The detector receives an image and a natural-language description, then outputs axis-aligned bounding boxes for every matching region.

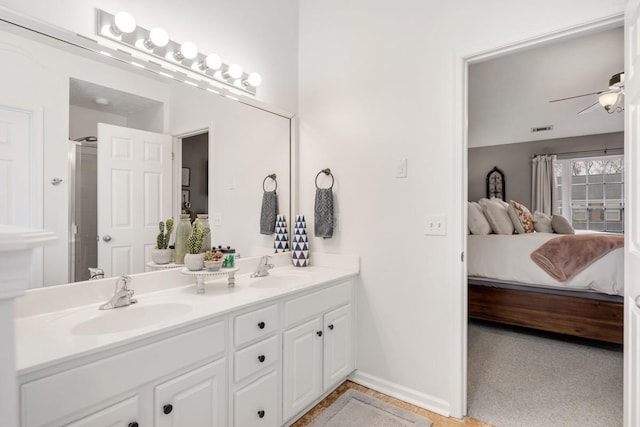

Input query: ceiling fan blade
[577,102,601,115]
[549,91,603,103]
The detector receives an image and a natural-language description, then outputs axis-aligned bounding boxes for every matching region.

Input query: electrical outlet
[424,215,447,235]
[211,212,222,226]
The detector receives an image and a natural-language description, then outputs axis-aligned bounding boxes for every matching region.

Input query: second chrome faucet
[99,275,137,310]
[250,255,274,278]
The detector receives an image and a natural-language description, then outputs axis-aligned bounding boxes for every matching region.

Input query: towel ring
[315,168,334,190]
[263,173,277,192]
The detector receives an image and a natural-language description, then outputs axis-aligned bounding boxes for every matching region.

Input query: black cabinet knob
[258,321,266,329]
[328,324,334,330]
[128,423,138,427]
[258,354,266,363]
[163,404,173,414]
[258,410,265,418]
[316,330,323,337]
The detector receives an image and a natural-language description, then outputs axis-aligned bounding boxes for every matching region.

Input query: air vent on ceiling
[531,125,553,133]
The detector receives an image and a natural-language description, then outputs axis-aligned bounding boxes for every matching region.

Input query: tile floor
[291,381,492,427]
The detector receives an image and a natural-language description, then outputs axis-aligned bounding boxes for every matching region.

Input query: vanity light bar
[95,9,261,96]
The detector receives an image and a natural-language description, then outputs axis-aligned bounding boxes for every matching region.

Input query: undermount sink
[248,269,313,289]
[69,302,192,335]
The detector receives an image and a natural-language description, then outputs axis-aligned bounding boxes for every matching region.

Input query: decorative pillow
[551,214,575,234]
[533,211,553,233]
[468,201,492,235]
[491,197,509,209]
[479,198,514,235]
[507,200,535,234]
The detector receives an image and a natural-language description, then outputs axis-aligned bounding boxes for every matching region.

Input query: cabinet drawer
[234,304,279,347]
[284,281,351,327]
[234,370,279,427]
[20,320,225,427]
[234,335,279,383]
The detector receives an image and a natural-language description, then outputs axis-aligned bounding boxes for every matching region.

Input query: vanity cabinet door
[323,304,353,390]
[282,317,323,421]
[154,358,226,427]
[66,396,140,427]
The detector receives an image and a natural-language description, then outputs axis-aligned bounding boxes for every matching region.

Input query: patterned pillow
[508,200,535,234]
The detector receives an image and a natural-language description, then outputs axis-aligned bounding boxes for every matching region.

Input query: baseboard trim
[348,370,451,417]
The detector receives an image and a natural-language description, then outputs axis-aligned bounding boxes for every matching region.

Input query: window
[554,155,624,233]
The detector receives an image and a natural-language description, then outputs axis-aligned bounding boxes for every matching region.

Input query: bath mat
[308,389,432,427]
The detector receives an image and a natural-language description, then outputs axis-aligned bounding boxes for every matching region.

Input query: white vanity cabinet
[282,280,354,422]
[19,320,227,427]
[230,303,281,427]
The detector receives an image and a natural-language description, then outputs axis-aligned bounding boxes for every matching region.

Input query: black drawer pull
[258,321,266,329]
[316,330,323,337]
[128,423,139,427]
[328,324,334,330]
[258,354,266,363]
[163,404,173,414]
[258,410,265,418]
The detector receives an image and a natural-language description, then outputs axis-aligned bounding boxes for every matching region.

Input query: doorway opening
[462,19,625,426]
[181,132,209,222]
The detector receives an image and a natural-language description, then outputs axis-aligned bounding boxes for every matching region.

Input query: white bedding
[467,232,624,296]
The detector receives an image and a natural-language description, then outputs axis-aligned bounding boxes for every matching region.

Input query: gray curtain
[531,154,557,215]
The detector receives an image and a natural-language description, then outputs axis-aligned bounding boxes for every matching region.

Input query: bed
[467,232,624,343]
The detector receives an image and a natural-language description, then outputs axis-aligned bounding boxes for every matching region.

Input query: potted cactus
[203,250,224,271]
[184,221,210,270]
[151,218,174,264]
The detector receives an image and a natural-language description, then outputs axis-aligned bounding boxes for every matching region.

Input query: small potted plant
[151,218,174,264]
[184,222,210,271]
[203,250,224,271]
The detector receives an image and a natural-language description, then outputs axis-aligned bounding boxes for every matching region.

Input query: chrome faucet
[99,275,137,310]
[250,255,274,278]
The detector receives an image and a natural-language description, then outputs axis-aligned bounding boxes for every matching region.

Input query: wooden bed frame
[468,281,624,344]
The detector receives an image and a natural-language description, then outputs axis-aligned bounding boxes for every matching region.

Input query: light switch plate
[395,158,408,178]
[424,214,447,235]
[211,212,222,226]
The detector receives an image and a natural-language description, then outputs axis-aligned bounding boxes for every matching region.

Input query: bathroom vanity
[14,253,359,427]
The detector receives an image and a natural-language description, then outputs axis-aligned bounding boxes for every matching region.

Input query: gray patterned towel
[314,188,334,238]
[260,190,277,234]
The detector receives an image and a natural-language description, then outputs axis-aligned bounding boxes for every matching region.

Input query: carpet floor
[467,320,623,427]
[307,389,432,427]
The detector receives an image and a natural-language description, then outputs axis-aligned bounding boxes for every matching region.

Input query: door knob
[102,235,112,242]
[163,404,173,414]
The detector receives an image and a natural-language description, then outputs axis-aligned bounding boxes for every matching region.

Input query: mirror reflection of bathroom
[68,78,165,282]
[181,132,209,222]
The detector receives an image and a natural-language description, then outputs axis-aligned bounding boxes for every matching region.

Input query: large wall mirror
[0,16,294,288]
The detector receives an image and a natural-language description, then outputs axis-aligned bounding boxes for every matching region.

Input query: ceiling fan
[549,72,625,115]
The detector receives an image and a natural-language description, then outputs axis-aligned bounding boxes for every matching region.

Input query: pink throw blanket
[530,234,624,282]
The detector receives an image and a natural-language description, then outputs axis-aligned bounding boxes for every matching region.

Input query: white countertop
[15,254,359,376]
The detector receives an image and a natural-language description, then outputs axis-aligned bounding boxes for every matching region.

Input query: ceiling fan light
[598,91,620,111]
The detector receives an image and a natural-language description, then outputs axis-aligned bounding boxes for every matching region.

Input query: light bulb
[205,54,222,70]
[148,27,169,48]
[227,64,243,79]
[113,11,136,34]
[180,41,198,60]
[247,72,262,87]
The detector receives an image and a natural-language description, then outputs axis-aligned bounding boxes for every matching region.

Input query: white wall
[298,0,626,417]
[69,105,127,140]
[0,0,299,113]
